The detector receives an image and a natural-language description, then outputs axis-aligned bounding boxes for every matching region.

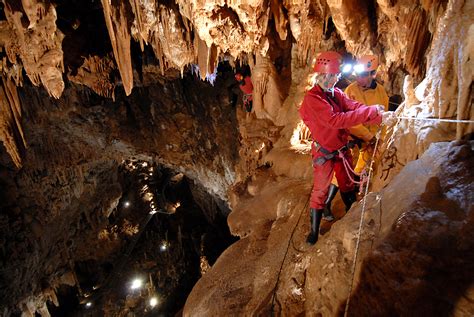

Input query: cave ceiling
[0,0,449,172]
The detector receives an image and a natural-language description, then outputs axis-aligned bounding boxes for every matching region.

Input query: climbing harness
[243,93,253,112]
[312,140,359,166]
[313,139,370,193]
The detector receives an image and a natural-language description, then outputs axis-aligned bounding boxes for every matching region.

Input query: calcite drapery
[372,0,473,190]
[2,0,64,99]
[0,75,26,168]
[67,55,116,100]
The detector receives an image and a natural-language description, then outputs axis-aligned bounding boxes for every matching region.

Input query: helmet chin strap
[315,74,336,97]
[318,81,335,96]
[323,87,335,97]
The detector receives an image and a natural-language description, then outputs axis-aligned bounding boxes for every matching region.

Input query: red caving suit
[299,85,382,209]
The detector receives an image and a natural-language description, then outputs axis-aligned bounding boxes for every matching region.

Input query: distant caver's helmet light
[354,55,379,74]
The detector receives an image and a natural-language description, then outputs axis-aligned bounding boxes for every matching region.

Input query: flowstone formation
[0,0,472,315]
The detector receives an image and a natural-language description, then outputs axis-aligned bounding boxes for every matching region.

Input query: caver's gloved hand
[377,105,397,127]
[381,110,397,126]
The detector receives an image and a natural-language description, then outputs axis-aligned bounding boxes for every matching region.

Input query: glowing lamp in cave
[160,241,169,251]
[342,64,353,73]
[85,302,92,308]
[149,297,158,307]
[124,201,131,208]
[130,278,143,290]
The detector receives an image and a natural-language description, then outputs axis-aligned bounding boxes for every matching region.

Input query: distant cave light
[190,64,218,86]
[149,297,158,307]
[130,278,143,290]
[159,241,169,252]
[290,121,312,153]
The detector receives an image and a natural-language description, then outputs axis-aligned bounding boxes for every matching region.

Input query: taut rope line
[343,128,382,317]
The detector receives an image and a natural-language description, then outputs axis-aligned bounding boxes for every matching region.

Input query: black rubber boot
[306,208,323,245]
[340,190,357,212]
[323,184,338,221]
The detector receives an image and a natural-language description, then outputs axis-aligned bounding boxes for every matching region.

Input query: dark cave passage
[47,160,237,316]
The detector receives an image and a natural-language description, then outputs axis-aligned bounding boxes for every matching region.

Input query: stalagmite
[251,55,284,123]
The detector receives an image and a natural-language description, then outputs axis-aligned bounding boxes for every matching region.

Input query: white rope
[397,116,474,124]
[343,128,381,317]
[342,114,472,316]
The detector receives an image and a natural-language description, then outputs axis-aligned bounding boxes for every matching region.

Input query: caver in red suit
[235,73,253,112]
[298,51,382,245]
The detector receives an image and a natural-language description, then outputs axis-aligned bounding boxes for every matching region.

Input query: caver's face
[356,70,376,88]
[320,73,341,90]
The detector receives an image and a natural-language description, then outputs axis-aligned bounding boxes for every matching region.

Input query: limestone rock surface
[185,141,474,316]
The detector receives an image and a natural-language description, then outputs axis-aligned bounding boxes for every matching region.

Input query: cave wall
[0,72,239,314]
[184,0,473,315]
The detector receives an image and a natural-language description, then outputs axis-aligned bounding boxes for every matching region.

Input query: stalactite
[288,1,325,66]
[101,0,134,96]
[0,75,26,168]
[153,5,194,72]
[270,0,288,41]
[208,44,218,76]
[325,0,373,55]
[2,0,64,98]
[404,7,431,78]
[196,35,209,80]
[129,0,157,51]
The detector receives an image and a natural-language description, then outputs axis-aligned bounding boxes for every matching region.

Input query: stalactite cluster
[0,0,460,168]
[0,75,25,168]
